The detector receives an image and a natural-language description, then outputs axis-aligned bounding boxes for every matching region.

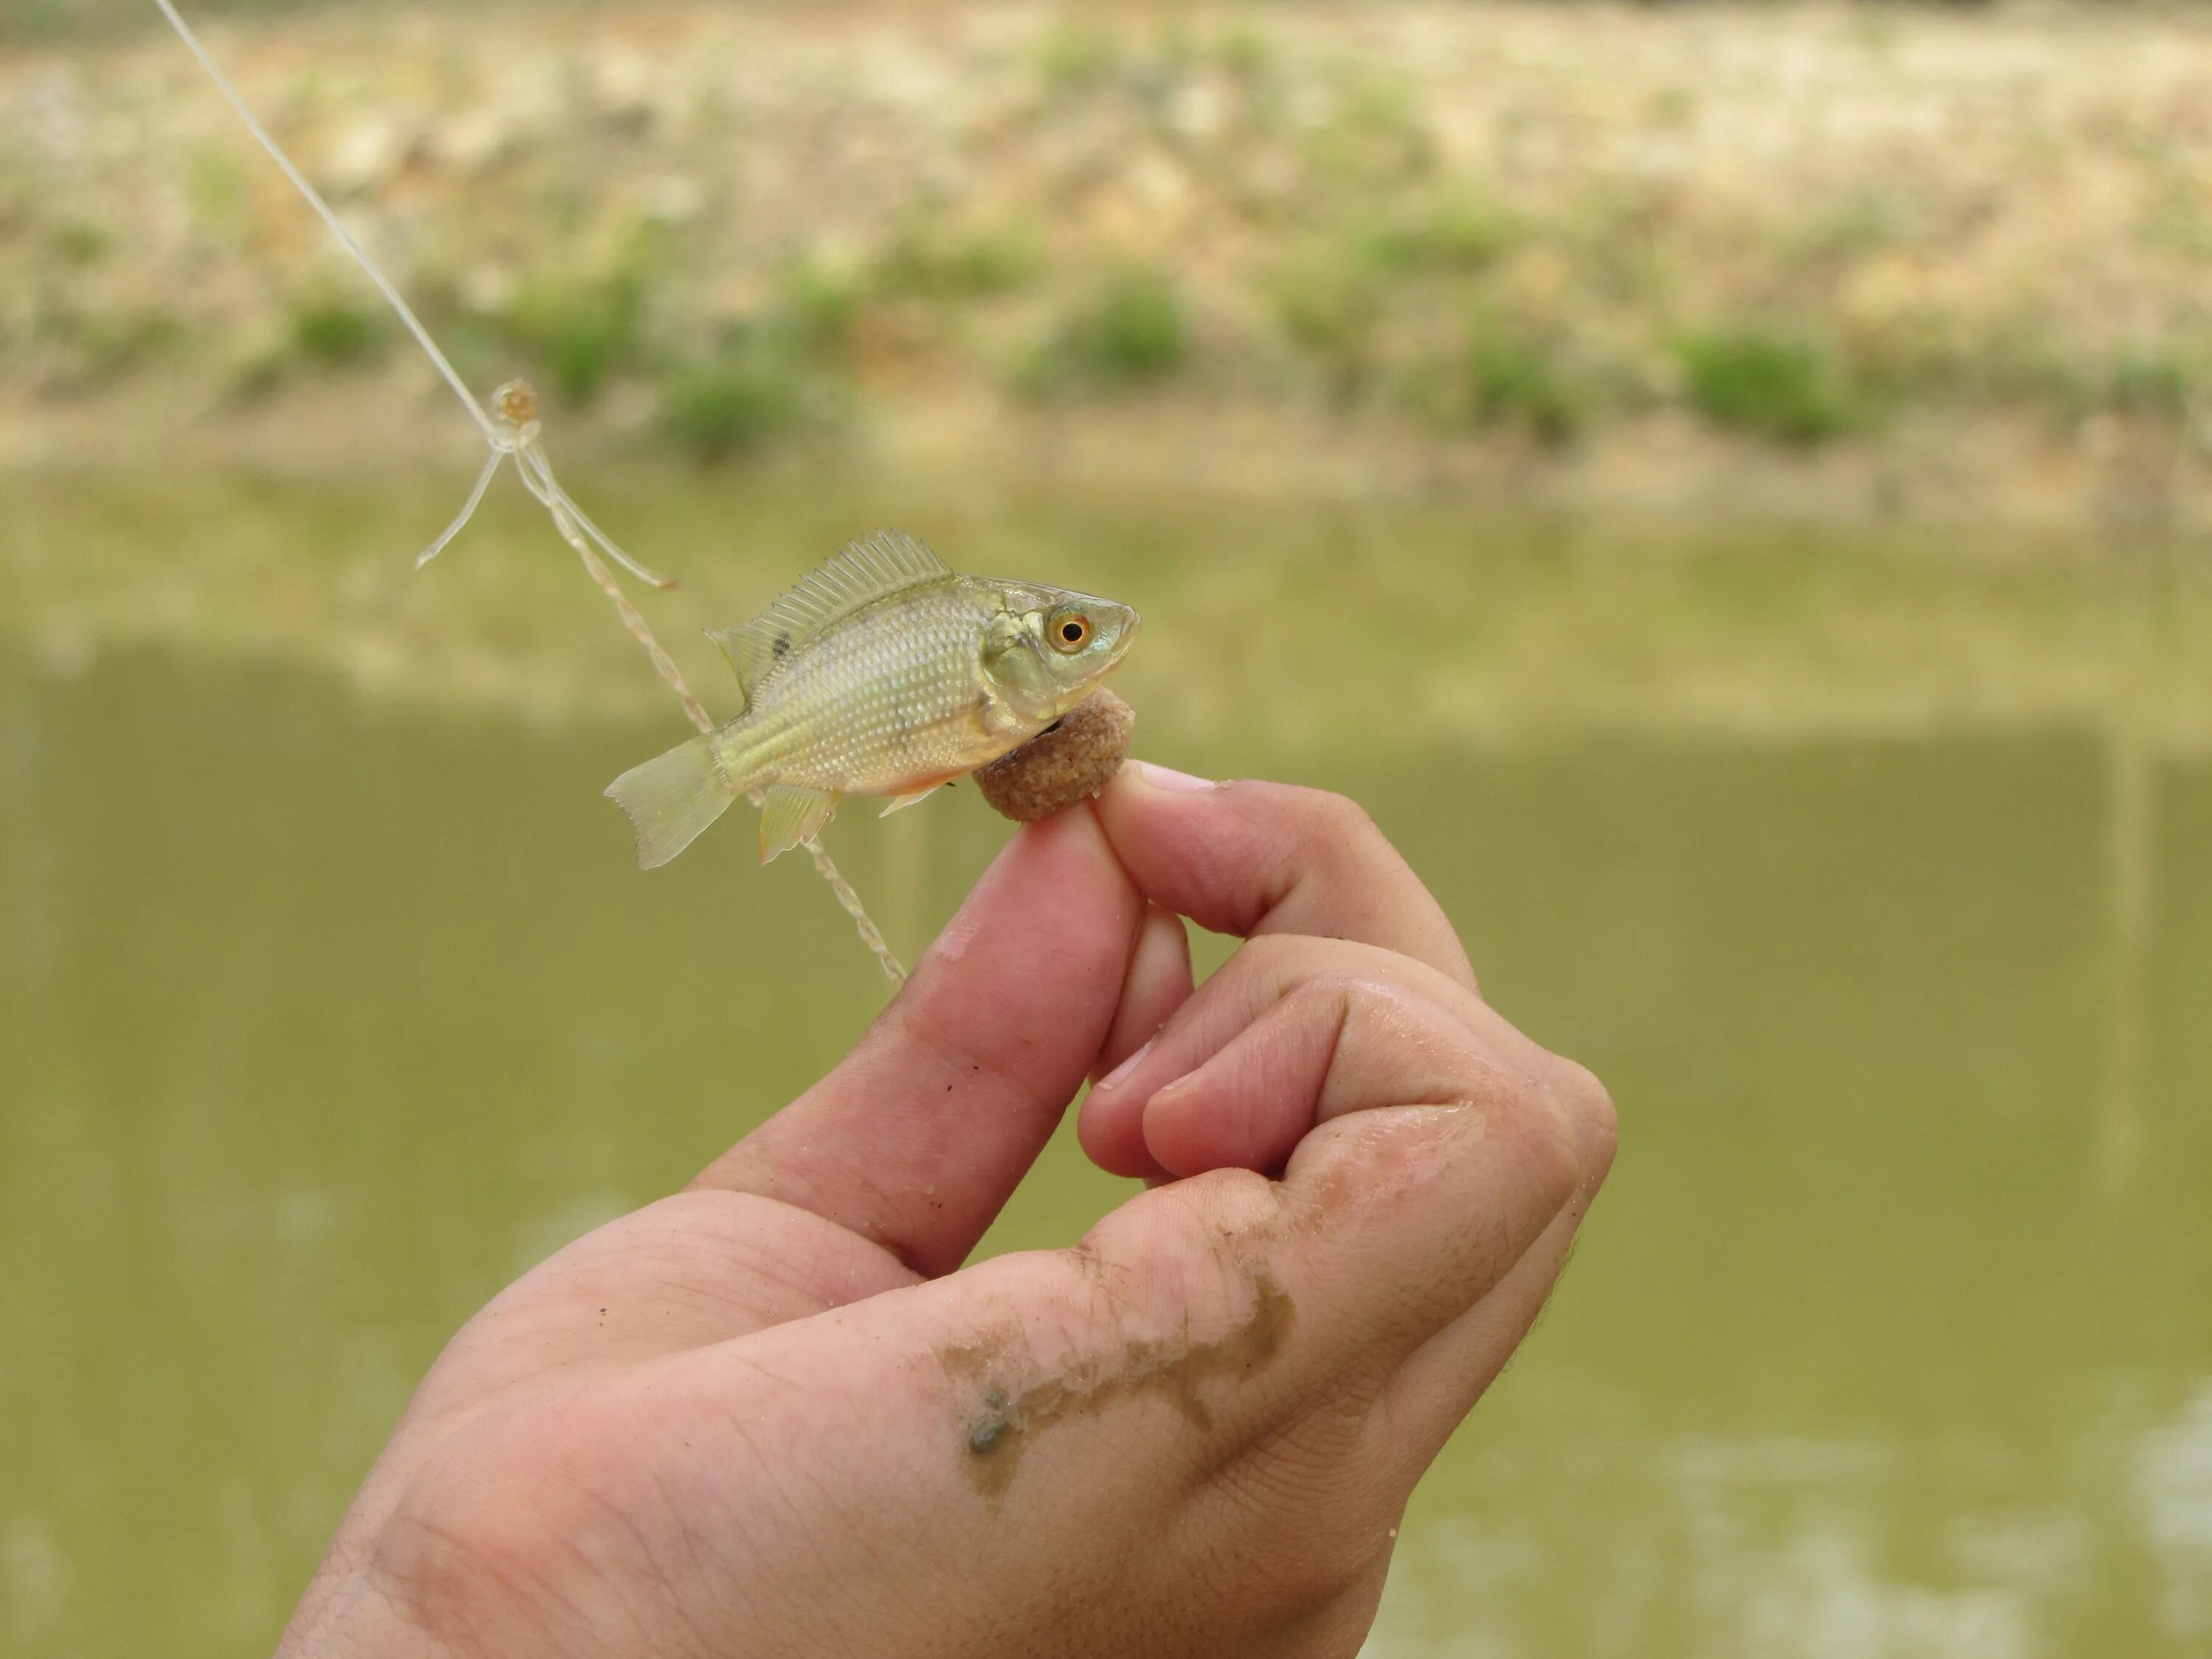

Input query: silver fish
[605,531,1139,866]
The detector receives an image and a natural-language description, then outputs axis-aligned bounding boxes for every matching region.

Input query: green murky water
[2,477,2210,1657]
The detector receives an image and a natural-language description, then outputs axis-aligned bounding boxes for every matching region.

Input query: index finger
[1091,763,1477,990]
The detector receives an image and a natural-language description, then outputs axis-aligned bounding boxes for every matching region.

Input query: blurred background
[2,1,2210,1655]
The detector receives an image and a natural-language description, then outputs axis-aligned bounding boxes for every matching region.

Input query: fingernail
[1096,1037,1153,1091]
[1131,760,1214,793]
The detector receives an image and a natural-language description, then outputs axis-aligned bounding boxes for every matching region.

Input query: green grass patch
[654,276,860,465]
[1466,322,1586,447]
[652,260,864,462]
[1271,252,1380,398]
[497,273,645,406]
[1958,330,2096,418]
[49,220,111,267]
[1038,27,1124,94]
[874,225,1041,299]
[657,344,815,464]
[2109,348,2196,418]
[1303,86,1431,185]
[186,150,248,226]
[778,259,861,355]
[0,0,68,42]
[1676,326,1865,445]
[1360,196,1515,275]
[1020,270,1189,397]
[1343,77,1420,138]
[288,300,387,369]
[1212,25,1273,83]
[1793,190,1905,265]
[227,345,292,404]
[36,305,186,383]
[2140,181,2212,262]
[1956,334,2203,425]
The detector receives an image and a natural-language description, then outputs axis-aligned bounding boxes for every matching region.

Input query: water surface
[1,482,2208,1658]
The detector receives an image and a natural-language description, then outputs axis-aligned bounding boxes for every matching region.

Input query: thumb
[692,807,1144,1276]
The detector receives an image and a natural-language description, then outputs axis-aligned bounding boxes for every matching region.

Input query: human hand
[277,765,1615,1659]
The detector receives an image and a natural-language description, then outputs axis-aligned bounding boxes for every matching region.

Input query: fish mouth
[1104,607,1142,669]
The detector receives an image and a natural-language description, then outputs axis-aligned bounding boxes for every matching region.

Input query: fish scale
[740,588,994,793]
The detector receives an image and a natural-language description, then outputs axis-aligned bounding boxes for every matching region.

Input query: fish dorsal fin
[707,531,953,708]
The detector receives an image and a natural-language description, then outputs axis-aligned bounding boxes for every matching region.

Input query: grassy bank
[2,1,2209,526]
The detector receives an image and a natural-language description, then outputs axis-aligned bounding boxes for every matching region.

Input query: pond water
[1,476,2209,1657]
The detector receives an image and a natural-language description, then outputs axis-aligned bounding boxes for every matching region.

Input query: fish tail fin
[604,733,747,869]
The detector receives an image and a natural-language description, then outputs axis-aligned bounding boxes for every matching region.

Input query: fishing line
[153,0,493,445]
[153,0,910,982]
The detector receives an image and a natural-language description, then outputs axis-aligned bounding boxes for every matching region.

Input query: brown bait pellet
[975,689,1135,822]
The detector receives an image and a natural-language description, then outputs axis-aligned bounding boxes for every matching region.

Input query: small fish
[605,531,1140,867]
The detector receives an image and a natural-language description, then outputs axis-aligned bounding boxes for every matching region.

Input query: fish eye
[1048,611,1092,653]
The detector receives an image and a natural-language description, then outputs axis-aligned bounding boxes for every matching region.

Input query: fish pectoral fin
[877,785,947,818]
[978,685,1026,737]
[757,785,841,863]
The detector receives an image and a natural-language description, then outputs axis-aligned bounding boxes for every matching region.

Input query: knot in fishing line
[489,380,543,450]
